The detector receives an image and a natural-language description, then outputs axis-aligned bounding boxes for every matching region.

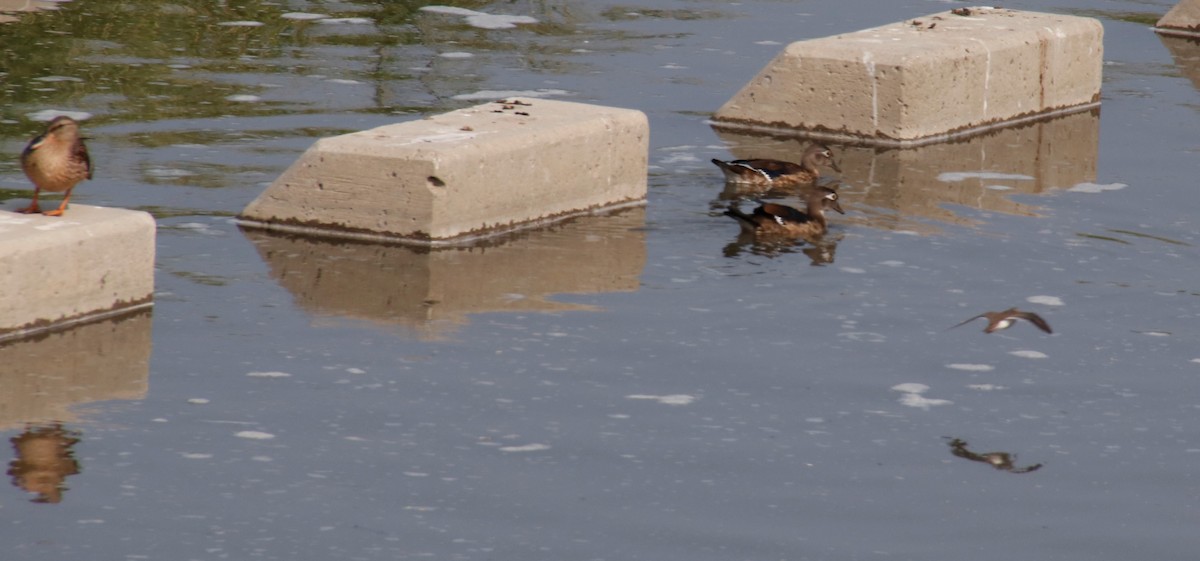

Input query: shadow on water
[239,206,647,340]
[711,107,1101,233]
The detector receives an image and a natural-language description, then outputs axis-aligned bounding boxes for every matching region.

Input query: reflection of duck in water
[722,233,841,265]
[947,438,1042,474]
[951,308,1053,334]
[711,144,840,187]
[8,424,83,503]
[723,187,844,238]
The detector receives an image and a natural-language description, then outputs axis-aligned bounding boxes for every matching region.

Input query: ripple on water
[1009,350,1048,359]
[945,363,995,372]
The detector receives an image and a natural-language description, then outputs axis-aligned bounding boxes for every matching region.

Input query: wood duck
[17,116,92,217]
[723,187,844,238]
[711,144,840,187]
[951,308,1052,334]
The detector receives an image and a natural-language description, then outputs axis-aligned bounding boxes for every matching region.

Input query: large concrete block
[1157,0,1200,37]
[712,8,1103,146]
[240,207,646,340]
[239,98,648,246]
[0,205,156,342]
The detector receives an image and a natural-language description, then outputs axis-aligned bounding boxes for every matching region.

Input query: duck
[723,186,844,238]
[951,308,1052,334]
[17,116,92,217]
[711,144,840,187]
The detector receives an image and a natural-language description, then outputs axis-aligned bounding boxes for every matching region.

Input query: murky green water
[2,1,1199,559]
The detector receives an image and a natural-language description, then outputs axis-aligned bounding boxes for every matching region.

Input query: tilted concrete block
[239,98,648,245]
[0,205,156,342]
[1157,0,1200,37]
[712,8,1103,146]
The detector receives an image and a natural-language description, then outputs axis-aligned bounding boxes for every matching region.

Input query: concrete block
[239,98,648,246]
[0,205,156,342]
[240,206,646,340]
[713,107,1099,230]
[1157,0,1200,37]
[712,8,1103,146]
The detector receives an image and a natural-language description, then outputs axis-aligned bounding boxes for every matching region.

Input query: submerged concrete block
[0,205,156,342]
[712,8,1103,146]
[1157,0,1200,37]
[239,98,648,246]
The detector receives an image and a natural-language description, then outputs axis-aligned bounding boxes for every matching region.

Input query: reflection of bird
[711,144,840,187]
[17,116,92,217]
[951,308,1052,334]
[947,438,1042,474]
[724,187,844,238]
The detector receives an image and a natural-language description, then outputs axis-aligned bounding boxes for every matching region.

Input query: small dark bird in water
[18,116,92,217]
[951,308,1053,334]
[711,144,840,187]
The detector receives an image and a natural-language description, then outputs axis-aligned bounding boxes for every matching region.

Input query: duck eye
[827,193,838,200]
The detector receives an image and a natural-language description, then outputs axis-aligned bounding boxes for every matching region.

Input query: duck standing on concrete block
[18,116,92,217]
[711,144,840,187]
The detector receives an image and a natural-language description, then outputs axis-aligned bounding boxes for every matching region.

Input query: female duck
[724,187,845,238]
[711,144,840,187]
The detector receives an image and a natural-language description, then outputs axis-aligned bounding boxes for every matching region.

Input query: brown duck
[18,116,92,217]
[724,187,845,238]
[711,144,840,187]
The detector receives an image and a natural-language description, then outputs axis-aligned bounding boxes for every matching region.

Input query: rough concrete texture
[1157,0,1200,36]
[239,98,648,245]
[713,107,1099,231]
[240,206,645,340]
[0,205,156,341]
[713,7,1103,146]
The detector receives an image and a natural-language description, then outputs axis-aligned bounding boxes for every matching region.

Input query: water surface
[2,1,1199,559]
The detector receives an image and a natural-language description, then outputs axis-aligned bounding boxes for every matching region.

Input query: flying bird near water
[951,308,1053,334]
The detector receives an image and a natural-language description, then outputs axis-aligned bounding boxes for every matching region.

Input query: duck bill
[829,159,842,173]
[830,200,845,214]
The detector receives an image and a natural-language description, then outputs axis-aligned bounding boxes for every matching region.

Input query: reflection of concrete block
[713,8,1103,146]
[241,207,646,340]
[0,311,151,429]
[239,98,648,245]
[0,206,156,342]
[712,108,1099,230]
[1157,0,1200,37]
[1158,33,1200,92]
